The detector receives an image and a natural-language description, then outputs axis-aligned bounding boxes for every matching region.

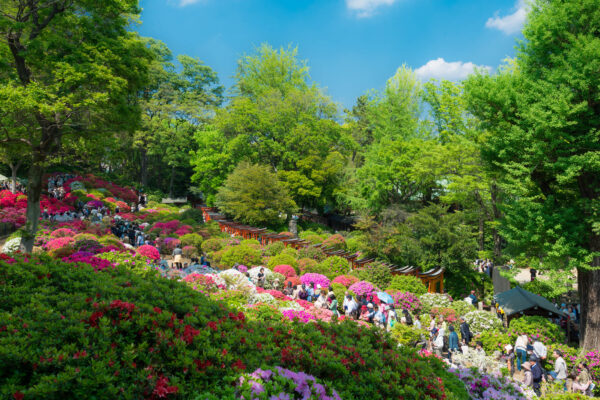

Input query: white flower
[248,292,277,305]
[2,237,22,254]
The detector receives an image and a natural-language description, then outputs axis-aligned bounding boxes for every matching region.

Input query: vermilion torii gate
[200,207,444,293]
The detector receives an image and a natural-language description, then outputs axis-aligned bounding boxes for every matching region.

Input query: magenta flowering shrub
[449,366,532,399]
[386,290,421,313]
[62,252,114,271]
[348,281,379,298]
[86,200,104,209]
[182,245,197,258]
[582,349,600,385]
[174,225,193,237]
[44,237,75,251]
[149,220,180,236]
[237,367,341,400]
[300,273,330,289]
[50,228,76,238]
[332,275,359,288]
[136,245,160,260]
[264,289,291,301]
[183,273,223,293]
[237,265,248,274]
[282,309,317,323]
[273,264,296,278]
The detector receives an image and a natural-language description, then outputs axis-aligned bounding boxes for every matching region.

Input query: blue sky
[137,0,526,108]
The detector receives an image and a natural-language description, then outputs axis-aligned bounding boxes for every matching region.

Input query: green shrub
[297,258,318,274]
[298,246,327,261]
[264,241,285,257]
[351,264,392,290]
[386,275,427,296]
[202,238,225,253]
[331,283,347,312]
[241,239,260,247]
[345,235,367,253]
[450,300,475,318]
[477,330,511,353]
[267,254,298,271]
[304,234,325,245]
[316,256,351,279]
[509,315,566,344]
[390,323,427,346]
[179,208,204,224]
[179,233,204,251]
[220,245,263,268]
[280,246,298,259]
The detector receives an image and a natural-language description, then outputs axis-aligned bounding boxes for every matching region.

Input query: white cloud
[346,0,397,18]
[485,0,529,35]
[414,58,491,81]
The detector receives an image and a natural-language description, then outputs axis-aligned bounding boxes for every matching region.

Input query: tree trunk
[168,165,175,198]
[478,214,485,251]
[490,183,502,260]
[21,161,44,252]
[9,161,22,194]
[579,233,600,351]
[140,148,148,187]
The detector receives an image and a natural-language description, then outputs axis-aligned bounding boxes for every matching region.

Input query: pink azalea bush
[149,220,180,236]
[273,264,296,278]
[237,265,248,273]
[50,228,77,238]
[183,273,223,293]
[174,225,193,237]
[332,275,359,288]
[348,281,379,298]
[282,309,317,323]
[264,289,291,301]
[136,245,160,260]
[62,252,114,271]
[386,290,422,313]
[300,273,330,289]
[44,237,75,251]
[182,245,197,258]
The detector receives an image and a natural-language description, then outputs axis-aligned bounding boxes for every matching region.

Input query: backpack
[442,335,449,352]
[405,313,413,326]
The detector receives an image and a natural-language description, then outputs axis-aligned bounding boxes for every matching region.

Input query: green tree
[191,44,348,211]
[0,0,152,250]
[215,162,297,227]
[464,0,600,349]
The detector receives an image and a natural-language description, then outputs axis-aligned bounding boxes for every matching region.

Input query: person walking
[448,325,459,361]
[459,317,472,344]
[329,294,339,318]
[515,334,529,371]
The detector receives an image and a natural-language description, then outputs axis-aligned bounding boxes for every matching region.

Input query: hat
[431,328,439,335]
[505,344,513,352]
[522,362,532,371]
[367,303,374,308]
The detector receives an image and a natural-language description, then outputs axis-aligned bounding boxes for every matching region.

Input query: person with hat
[530,355,545,396]
[367,303,376,323]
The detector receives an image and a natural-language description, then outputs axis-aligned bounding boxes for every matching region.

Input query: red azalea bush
[174,225,193,237]
[273,264,296,278]
[284,276,301,287]
[137,245,160,260]
[62,252,114,271]
[322,233,346,250]
[294,299,314,310]
[0,255,462,400]
[264,289,291,301]
[332,275,359,288]
[430,307,458,324]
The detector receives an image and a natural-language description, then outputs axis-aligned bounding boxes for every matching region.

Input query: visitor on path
[257,267,265,288]
[515,334,529,371]
[402,309,413,326]
[413,314,422,329]
[469,290,478,306]
[522,362,533,388]
[306,284,314,302]
[459,317,472,344]
[504,344,515,377]
[571,362,591,394]
[386,305,397,331]
[283,281,294,297]
[329,294,338,317]
[530,267,537,281]
[532,340,547,361]
[549,350,568,384]
[366,303,376,323]
[432,328,444,358]
[530,356,544,396]
[345,294,358,318]
[298,284,308,300]
[448,325,459,360]
[172,244,183,269]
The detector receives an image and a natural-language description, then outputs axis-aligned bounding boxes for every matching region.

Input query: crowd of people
[0,179,26,193]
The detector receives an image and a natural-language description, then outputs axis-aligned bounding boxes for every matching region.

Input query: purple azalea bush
[238,367,341,400]
[300,273,330,289]
[281,309,317,323]
[348,281,379,298]
[386,290,421,313]
[449,366,534,400]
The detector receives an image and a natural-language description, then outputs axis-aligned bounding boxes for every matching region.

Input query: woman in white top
[515,334,529,371]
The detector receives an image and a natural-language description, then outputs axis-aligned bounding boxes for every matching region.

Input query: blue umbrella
[377,291,394,304]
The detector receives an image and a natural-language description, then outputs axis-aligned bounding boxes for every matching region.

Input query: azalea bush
[267,253,298,271]
[316,256,350,279]
[386,290,421,313]
[350,264,392,291]
[179,233,203,251]
[201,237,225,253]
[297,258,318,274]
[419,293,452,314]
[273,264,296,278]
[220,245,262,268]
[449,366,534,400]
[508,315,565,344]
[322,233,346,251]
[1,237,21,254]
[264,241,285,257]
[387,275,428,296]
[332,274,359,288]
[462,310,503,336]
[300,273,330,290]
[136,244,160,260]
[348,280,379,298]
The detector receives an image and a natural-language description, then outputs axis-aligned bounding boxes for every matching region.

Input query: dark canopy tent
[494,286,566,323]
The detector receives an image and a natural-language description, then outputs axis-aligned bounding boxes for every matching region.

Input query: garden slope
[0,256,466,399]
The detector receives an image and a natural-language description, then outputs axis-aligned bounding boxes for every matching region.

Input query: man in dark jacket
[459,317,472,344]
[530,356,544,396]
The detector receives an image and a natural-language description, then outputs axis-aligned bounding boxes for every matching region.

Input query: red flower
[207,321,217,331]
[13,391,24,400]
[232,359,246,370]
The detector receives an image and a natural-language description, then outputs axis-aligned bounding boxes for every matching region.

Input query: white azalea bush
[248,292,277,306]
[2,237,22,254]
[248,266,272,284]
[219,268,256,298]
[278,301,305,312]
[419,293,452,313]
[462,310,502,335]
[204,273,226,288]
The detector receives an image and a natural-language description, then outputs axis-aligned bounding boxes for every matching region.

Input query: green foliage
[215,162,297,226]
[450,300,476,318]
[445,268,493,305]
[322,234,346,251]
[315,256,351,279]
[201,238,225,253]
[386,275,427,296]
[241,239,260,247]
[390,323,427,347]
[279,247,298,259]
[350,264,392,290]
[179,233,204,252]
[346,234,368,253]
[298,246,327,261]
[220,245,263,268]
[266,254,298,271]
[331,283,347,312]
[297,258,318,274]
[521,271,575,301]
[264,241,285,257]
[509,316,566,344]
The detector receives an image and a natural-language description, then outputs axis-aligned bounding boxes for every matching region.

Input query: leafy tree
[464,0,600,349]
[191,44,348,211]
[215,162,297,227]
[0,0,152,250]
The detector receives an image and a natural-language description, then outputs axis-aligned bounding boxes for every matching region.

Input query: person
[463,293,473,305]
[469,290,478,306]
[345,294,357,317]
[343,292,351,313]
[459,317,472,344]
[549,349,567,384]
[448,325,459,359]
[522,362,533,388]
[374,306,386,328]
[172,244,183,269]
[504,344,516,377]
[314,289,327,309]
[366,303,376,323]
[307,284,315,302]
[432,328,444,357]
[387,305,397,331]
[530,356,544,396]
[515,334,529,371]
[329,294,338,317]
[530,267,537,281]
[402,309,413,326]
[298,284,308,300]
[532,340,547,361]
[567,306,577,322]
[571,362,591,394]
[413,314,422,330]
[283,281,294,296]
[257,267,265,288]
